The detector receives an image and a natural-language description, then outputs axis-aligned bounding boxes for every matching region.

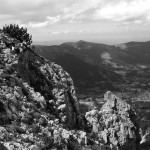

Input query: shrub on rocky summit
[3,24,32,45]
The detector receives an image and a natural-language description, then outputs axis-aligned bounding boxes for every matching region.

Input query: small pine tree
[3,24,32,45]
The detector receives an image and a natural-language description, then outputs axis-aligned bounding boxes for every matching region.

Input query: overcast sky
[0,0,150,44]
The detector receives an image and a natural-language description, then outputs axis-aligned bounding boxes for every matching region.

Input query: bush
[3,24,32,45]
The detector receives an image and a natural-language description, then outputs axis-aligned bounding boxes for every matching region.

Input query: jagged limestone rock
[85,91,141,150]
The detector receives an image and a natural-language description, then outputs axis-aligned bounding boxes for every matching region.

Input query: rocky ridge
[0,29,146,150]
[85,91,141,150]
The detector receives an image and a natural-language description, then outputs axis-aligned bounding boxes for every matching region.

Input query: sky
[0,0,150,44]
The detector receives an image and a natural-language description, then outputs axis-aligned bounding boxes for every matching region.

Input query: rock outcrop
[0,29,143,150]
[85,91,141,150]
[0,29,80,127]
[0,29,82,149]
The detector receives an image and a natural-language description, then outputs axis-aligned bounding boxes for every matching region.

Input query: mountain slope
[35,41,124,89]
[34,40,150,94]
[35,40,150,67]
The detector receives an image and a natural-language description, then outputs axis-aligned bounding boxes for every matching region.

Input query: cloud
[57,0,150,24]
[63,0,101,20]
[101,52,111,60]
[0,0,64,26]
[51,31,60,35]
[1,0,150,29]
[28,15,61,28]
[29,21,48,28]
[49,30,92,35]
[94,0,150,23]
[1,0,150,43]
[47,15,61,24]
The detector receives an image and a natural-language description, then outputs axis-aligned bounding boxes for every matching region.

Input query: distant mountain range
[35,40,150,90]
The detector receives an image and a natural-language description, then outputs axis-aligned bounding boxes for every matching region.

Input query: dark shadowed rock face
[0,30,142,150]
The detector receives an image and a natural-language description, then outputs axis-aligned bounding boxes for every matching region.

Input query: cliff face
[0,30,82,149]
[0,30,80,128]
[18,44,80,129]
[0,30,143,150]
